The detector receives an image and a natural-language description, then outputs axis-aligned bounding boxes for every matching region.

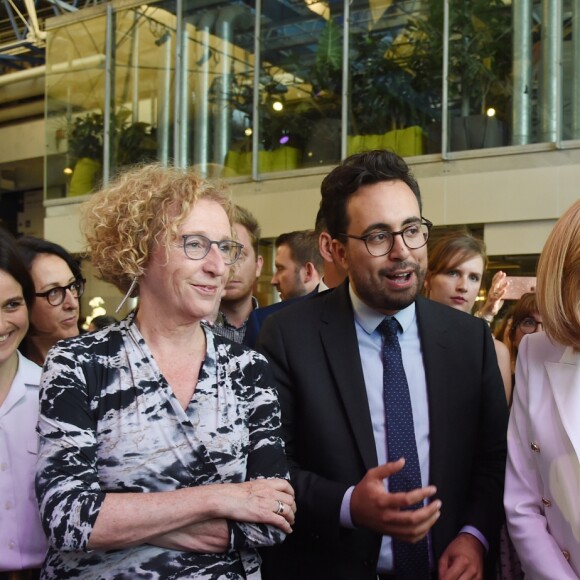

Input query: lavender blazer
[505,332,580,579]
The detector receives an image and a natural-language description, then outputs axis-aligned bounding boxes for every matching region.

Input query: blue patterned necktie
[379,317,430,580]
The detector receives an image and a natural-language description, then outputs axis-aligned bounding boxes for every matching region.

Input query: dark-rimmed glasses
[35,278,85,306]
[339,218,433,257]
[181,235,243,265]
[518,317,544,334]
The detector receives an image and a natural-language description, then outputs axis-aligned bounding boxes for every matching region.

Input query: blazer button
[531,441,541,453]
[562,550,571,561]
[541,497,552,507]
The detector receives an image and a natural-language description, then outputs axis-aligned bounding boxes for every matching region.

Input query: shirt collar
[217,295,259,327]
[349,283,416,336]
[0,351,40,417]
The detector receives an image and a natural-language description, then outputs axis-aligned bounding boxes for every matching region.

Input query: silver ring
[275,500,284,515]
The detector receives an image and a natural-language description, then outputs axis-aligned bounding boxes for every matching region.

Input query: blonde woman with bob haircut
[35,164,295,579]
[505,198,580,580]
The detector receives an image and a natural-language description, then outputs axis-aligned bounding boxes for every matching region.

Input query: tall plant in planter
[407,0,512,150]
[67,109,157,196]
[308,20,426,158]
[349,31,428,135]
[114,109,157,167]
[67,112,104,196]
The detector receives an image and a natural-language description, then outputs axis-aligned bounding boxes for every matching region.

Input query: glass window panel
[45,15,108,199]
[200,1,254,176]
[257,0,343,173]
[112,5,177,173]
[446,0,512,152]
[46,0,580,182]
[348,0,431,157]
[558,0,577,141]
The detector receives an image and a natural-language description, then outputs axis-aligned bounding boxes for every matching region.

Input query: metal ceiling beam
[0,0,106,71]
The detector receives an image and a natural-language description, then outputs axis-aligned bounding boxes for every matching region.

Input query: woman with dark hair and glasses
[16,237,84,366]
[0,227,47,578]
[506,292,543,379]
[36,164,294,579]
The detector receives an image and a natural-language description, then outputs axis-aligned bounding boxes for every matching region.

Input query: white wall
[229,148,580,254]
[44,147,580,256]
[0,119,45,162]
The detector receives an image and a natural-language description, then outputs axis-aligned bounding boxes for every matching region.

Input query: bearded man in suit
[257,150,508,580]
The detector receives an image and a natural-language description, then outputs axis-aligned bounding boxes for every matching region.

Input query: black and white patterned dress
[36,313,289,579]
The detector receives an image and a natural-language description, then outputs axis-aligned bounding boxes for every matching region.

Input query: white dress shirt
[0,351,47,571]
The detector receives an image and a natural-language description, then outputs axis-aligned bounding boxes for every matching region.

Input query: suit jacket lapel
[546,346,580,460]
[415,297,450,490]
[319,281,378,471]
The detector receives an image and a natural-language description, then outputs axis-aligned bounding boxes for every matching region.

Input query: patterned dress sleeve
[35,341,105,551]
[228,351,290,550]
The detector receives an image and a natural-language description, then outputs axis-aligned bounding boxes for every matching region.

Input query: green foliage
[349,33,427,134]
[407,0,512,117]
[114,109,157,166]
[311,20,343,96]
[309,21,426,134]
[67,108,157,166]
[68,112,104,160]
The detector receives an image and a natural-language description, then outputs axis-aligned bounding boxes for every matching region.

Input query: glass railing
[44,0,579,198]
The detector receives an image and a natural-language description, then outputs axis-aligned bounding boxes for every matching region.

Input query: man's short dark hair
[320,149,422,239]
[275,230,324,275]
[233,205,261,256]
[314,207,327,236]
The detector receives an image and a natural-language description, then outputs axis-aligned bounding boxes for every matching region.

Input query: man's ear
[302,261,319,283]
[331,238,349,271]
[318,232,333,264]
[255,255,264,278]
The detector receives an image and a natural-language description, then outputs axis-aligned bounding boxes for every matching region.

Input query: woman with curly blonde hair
[505,198,580,579]
[35,164,295,579]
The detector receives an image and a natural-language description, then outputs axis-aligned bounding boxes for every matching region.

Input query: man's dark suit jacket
[256,280,508,580]
[243,293,312,349]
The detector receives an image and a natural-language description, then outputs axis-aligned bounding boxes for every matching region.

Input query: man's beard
[353,262,426,313]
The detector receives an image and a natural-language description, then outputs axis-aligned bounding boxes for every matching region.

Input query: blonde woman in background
[505,199,580,579]
[424,231,513,402]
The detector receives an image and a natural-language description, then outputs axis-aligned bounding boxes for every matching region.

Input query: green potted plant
[348,31,428,156]
[308,20,426,158]
[67,112,104,196]
[67,109,157,195]
[114,109,157,168]
[406,0,512,151]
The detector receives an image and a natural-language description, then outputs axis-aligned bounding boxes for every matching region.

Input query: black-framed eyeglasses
[181,234,243,265]
[339,218,433,257]
[518,317,544,335]
[35,278,85,306]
